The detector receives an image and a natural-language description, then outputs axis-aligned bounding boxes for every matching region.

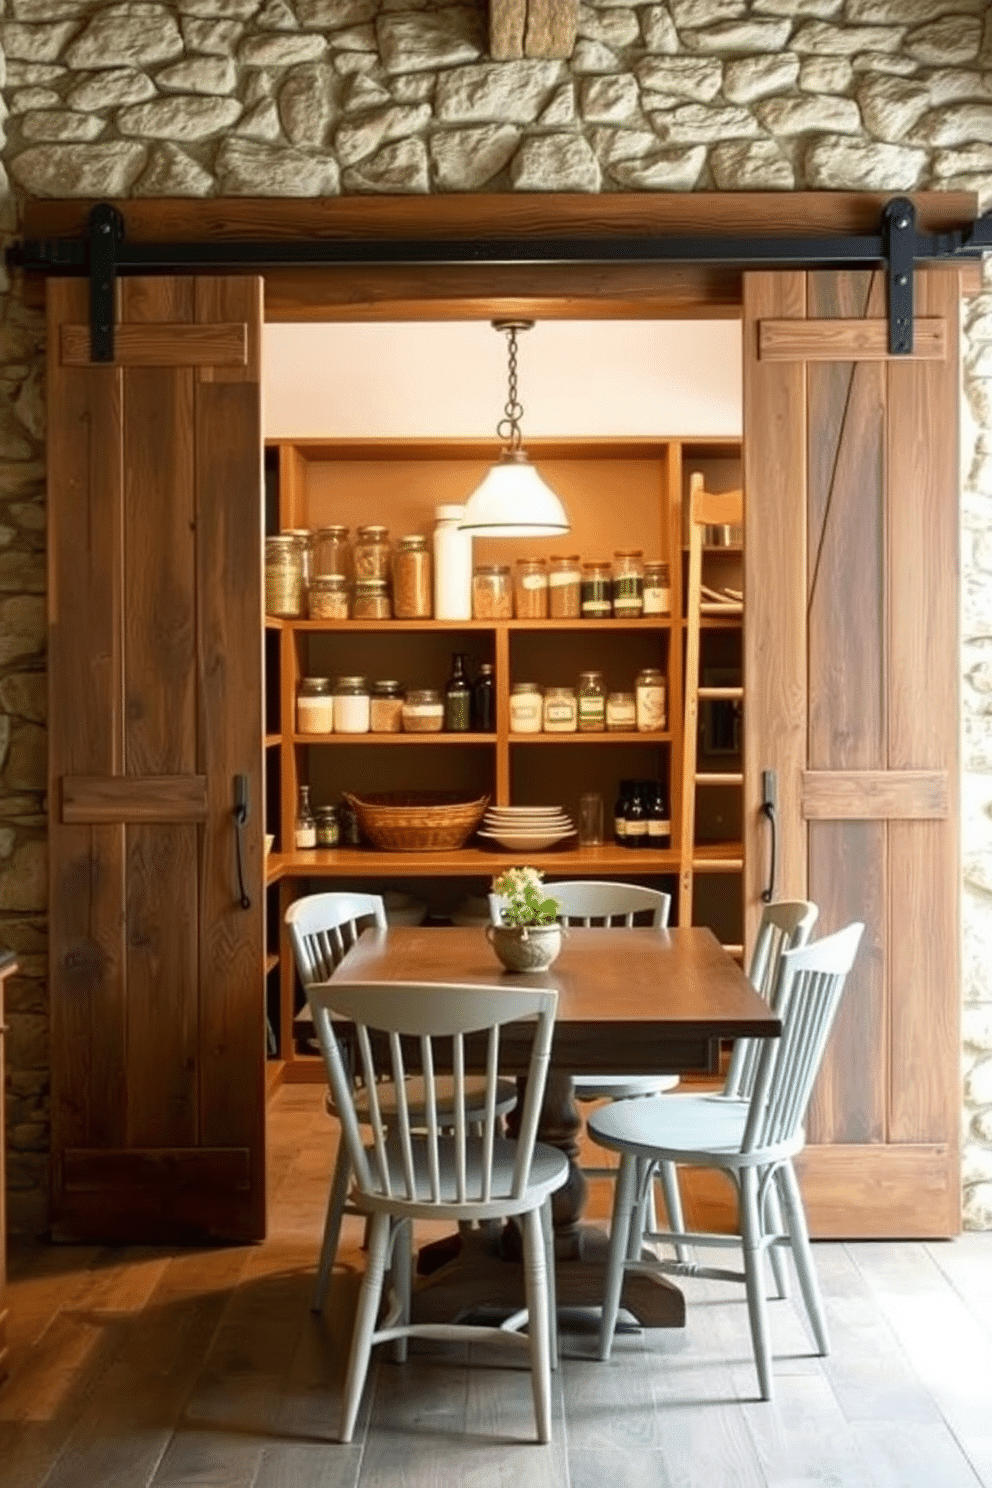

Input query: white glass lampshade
[458,451,570,537]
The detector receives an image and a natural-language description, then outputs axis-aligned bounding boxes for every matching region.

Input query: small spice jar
[577,670,607,732]
[370,679,404,733]
[352,577,391,620]
[543,686,578,733]
[354,524,391,582]
[315,804,340,848]
[635,668,667,732]
[392,535,432,619]
[402,688,444,733]
[472,564,513,620]
[642,560,671,616]
[581,560,613,619]
[606,690,637,732]
[514,558,548,620]
[509,682,543,733]
[333,676,370,734]
[612,550,645,618]
[297,676,334,735]
[307,573,349,621]
[311,525,351,581]
[265,534,307,618]
[547,555,582,619]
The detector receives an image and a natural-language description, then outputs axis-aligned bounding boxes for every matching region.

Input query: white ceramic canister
[433,504,473,620]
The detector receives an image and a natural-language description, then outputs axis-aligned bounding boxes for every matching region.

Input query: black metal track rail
[7,197,991,364]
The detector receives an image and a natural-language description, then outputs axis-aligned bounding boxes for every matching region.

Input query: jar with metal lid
[509,682,543,733]
[315,804,340,848]
[642,560,671,616]
[606,690,637,732]
[307,573,349,621]
[514,558,548,620]
[297,676,334,735]
[311,525,351,580]
[577,670,606,732]
[473,564,512,620]
[282,528,312,584]
[333,676,370,734]
[543,686,578,733]
[402,687,444,733]
[354,524,391,582]
[581,560,612,620]
[265,534,307,618]
[635,667,667,732]
[370,680,404,733]
[352,577,391,620]
[612,550,644,618]
[392,534,432,619]
[547,555,582,619]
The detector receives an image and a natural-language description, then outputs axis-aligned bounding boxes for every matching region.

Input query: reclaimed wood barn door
[47,276,266,1242]
[743,268,960,1238]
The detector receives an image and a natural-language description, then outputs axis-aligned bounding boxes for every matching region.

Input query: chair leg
[540,1197,559,1372]
[313,1142,352,1312]
[598,1153,637,1362]
[778,1161,830,1356]
[628,1158,650,1261]
[656,1159,692,1265]
[340,1210,390,1444]
[764,1172,790,1301]
[522,1206,553,1444]
[739,1166,774,1402]
[391,1219,412,1365]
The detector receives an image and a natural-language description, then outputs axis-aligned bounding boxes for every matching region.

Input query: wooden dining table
[323,922,780,1330]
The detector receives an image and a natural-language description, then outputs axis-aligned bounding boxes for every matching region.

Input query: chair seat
[356,1135,569,1220]
[588,1092,752,1163]
[572,1073,679,1101]
[326,1075,518,1126]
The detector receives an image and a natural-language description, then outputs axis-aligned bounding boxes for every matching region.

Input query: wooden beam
[490,0,525,58]
[759,317,946,362]
[525,0,578,57]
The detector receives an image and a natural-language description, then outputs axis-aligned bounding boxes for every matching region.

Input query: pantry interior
[262,318,745,1083]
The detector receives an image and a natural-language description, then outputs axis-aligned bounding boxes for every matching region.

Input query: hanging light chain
[494,319,531,453]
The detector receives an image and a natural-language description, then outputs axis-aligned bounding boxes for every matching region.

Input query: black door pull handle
[760,769,777,905]
[233,773,251,911]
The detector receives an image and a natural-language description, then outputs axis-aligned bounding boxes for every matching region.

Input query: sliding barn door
[743,268,960,1238]
[47,276,266,1242]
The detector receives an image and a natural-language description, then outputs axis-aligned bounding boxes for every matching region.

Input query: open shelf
[266,844,681,879]
[292,731,497,746]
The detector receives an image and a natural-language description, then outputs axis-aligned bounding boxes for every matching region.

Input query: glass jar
[307,573,349,621]
[352,577,391,620]
[543,686,577,733]
[264,534,306,618]
[642,560,671,616]
[606,690,637,731]
[612,549,644,618]
[370,680,404,733]
[283,529,312,587]
[333,676,370,734]
[581,560,612,620]
[635,668,667,732]
[472,564,513,620]
[354,524,391,582]
[297,676,334,735]
[547,555,582,619]
[315,804,340,848]
[434,504,473,620]
[577,670,607,732]
[509,682,543,733]
[311,525,351,581]
[295,783,316,851]
[392,534,432,619]
[514,558,548,620]
[402,688,444,733]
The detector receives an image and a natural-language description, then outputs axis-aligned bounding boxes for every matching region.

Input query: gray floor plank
[851,1419,986,1488]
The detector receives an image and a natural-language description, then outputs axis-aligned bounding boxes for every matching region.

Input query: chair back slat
[389,1032,418,1200]
[724,899,818,1100]
[742,923,863,1156]
[489,880,670,931]
[286,892,389,988]
[420,1036,442,1202]
[481,1026,500,1202]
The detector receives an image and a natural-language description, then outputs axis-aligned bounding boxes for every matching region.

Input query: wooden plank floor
[3,1083,992,1488]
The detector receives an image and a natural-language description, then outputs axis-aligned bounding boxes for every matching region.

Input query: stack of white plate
[478,805,576,851]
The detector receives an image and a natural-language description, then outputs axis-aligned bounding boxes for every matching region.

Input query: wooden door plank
[797,1143,956,1237]
[61,774,209,823]
[801,770,948,819]
[759,317,945,361]
[61,322,247,368]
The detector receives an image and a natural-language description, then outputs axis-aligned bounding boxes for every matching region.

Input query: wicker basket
[344,790,490,853]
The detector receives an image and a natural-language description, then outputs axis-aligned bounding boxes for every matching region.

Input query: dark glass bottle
[444,651,472,732]
[337,795,361,847]
[646,779,671,848]
[623,781,648,850]
[614,779,634,845]
[472,661,495,732]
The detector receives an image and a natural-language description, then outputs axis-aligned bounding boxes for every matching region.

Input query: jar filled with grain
[547,555,582,619]
[352,578,391,620]
[265,534,307,618]
[577,670,606,732]
[612,550,644,618]
[635,668,667,732]
[311,525,351,581]
[333,676,370,734]
[606,690,637,732]
[581,560,612,620]
[472,564,512,620]
[307,573,349,621]
[543,686,578,733]
[297,676,334,734]
[315,805,339,848]
[509,682,543,733]
[354,524,391,582]
[642,560,671,616]
[514,558,548,620]
[402,688,444,733]
[370,680,404,733]
[283,529,312,587]
[392,535,432,619]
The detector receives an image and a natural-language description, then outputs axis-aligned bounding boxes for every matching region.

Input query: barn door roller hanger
[8,195,991,365]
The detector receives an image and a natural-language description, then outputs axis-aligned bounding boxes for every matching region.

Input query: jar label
[643,589,671,614]
[545,704,576,723]
[614,817,626,837]
[648,819,671,838]
[295,826,316,849]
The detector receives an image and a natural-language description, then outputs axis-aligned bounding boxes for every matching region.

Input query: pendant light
[458,320,570,537]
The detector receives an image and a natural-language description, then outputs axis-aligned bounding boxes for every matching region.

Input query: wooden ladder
[679,472,745,943]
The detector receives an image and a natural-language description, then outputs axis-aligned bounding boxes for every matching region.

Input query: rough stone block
[711,137,795,188]
[681,19,792,52]
[215,137,340,194]
[609,143,706,189]
[376,7,482,75]
[238,31,327,65]
[117,95,242,140]
[963,1179,992,1229]
[2,21,78,64]
[429,122,518,190]
[804,134,925,189]
[905,16,981,66]
[511,132,602,191]
[341,134,429,192]
[278,61,337,147]
[580,74,640,123]
[857,75,930,143]
[9,141,147,195]
[641,5,678,53]
[133,142,215,195]
[65,3,185,68]
[435,61,561,125]
[792,20,902,54]
[0,595,45,664]
[0,837,46,911]
[723,54,800,105]
[636,56,722,102]
[570,39,621,74]
[757,94,861,135]
[156,56,238,94]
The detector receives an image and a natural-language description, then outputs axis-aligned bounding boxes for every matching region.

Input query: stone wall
[0,0,990,1232]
